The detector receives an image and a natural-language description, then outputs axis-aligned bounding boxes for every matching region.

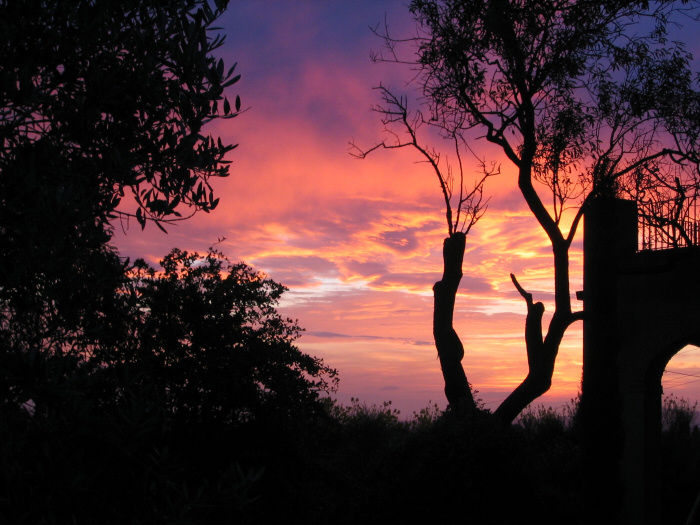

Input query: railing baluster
[637,198,699,251]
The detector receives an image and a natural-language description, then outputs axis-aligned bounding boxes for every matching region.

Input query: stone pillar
[580,197,637,523]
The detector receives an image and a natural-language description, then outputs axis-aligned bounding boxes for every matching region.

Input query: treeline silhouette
[4,361,700,524]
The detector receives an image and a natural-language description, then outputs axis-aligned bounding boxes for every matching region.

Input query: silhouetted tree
[0,0,241,408]
[120,248,339,426]
[355,0,700,424]
[0,247,336,523]
[1,0,240,229]
[351,87,494,413]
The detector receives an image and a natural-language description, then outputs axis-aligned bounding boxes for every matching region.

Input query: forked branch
[349,84,495,236]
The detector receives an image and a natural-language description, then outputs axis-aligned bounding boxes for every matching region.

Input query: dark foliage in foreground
[255,396,699,525]
[1,1,243,372]
[4,385,699,524]
[0,249,337,524]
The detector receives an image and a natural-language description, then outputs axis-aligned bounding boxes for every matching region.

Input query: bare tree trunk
[494,311,570,424]
[492,274,546,422]
[494,244,581,424]
[433,232,476,413]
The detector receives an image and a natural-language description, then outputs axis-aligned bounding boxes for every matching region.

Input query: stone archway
[580,198,700,524]
[620,334,700,524]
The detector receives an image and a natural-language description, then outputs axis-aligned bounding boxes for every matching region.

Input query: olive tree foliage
[0,0,240,231]
[0,0,241,412]
[0,0,241,294]
[0,2,240,311]
[356,0,700,422]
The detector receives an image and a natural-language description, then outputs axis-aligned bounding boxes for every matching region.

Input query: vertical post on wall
[579,197,638,523]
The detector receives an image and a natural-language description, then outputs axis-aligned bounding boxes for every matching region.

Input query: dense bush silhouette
[249,396,700,525]
[120,248,338,427]
[659,394,700,524]
[4,354,700,525]
[0,249,337,524]
[251,400,583,525]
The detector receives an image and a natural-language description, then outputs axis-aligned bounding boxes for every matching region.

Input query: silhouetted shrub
[659,394,700,524]
[663,393,698,434]
[0,248,336,524]
[249,399,585,525]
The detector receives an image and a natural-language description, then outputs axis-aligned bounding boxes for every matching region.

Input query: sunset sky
[111,0,700,417]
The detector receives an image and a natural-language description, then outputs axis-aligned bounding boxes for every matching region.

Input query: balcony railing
[639,198,700,251]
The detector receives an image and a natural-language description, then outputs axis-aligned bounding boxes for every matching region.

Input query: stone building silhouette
[579,197,700,524]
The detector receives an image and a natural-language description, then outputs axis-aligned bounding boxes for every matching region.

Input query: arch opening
[662,344,700,426]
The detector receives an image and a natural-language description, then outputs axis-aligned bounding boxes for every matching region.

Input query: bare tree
[350,86,494,413]
[355,0,700,423]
